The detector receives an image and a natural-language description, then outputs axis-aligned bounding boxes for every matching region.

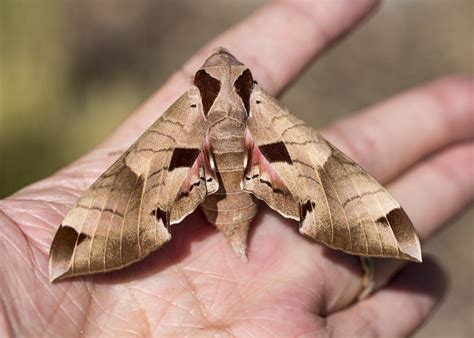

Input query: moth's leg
[357,256,375,301]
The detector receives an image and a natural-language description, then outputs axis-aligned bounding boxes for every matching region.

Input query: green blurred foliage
[0,1,473,337]
[0,0,257,198]
[0,1,146,197]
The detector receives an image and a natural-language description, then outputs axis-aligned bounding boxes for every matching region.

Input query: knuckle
[351,305,380,338]
[429,144,474,198]
[329,117,381,173]
[429,76,474,138]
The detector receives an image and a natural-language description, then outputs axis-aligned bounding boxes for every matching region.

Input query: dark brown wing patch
[169,148,201,171]
[194,69,221,116]
[234,69,254,114]
[259,141,293,164]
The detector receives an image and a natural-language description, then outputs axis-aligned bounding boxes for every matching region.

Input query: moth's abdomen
[200,149,257,260]
[201,190,257,229]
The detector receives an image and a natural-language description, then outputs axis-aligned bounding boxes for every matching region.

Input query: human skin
[1,1,473,337]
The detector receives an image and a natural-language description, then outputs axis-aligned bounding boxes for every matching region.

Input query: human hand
[1,1,472,336]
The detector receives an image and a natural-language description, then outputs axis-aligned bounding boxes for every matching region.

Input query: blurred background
[0,0,472,336]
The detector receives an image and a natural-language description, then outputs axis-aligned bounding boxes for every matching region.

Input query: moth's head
[194,47,255,117]
[202,47,244,68]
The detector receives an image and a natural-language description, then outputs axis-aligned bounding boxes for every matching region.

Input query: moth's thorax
[194,48,254,157]
[206,99,248,156]
[207,111,247,173]
[198,51,257,235]
[203,63,249,156]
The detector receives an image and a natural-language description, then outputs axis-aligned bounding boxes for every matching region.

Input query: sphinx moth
[49,48,421,281]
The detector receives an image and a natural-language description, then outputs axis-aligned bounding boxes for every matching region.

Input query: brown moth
[49,48,421,282]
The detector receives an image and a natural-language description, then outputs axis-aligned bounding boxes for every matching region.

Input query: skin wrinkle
[225,268,313,321]
[150,289,194,334]
[247,319,277,337]
[217,243,247,316]
[3,1,473,336]
[235,326,256,338]
[207,265,250,322]
[0,209,90,337]
[171,266,236,336]
[276,0,332,44]
[16,183,83,203]
[0,199,70,239]
[33,266,74,319]
[206,264,227,317]
[75,283,94,337]
[39,284,78,338]
[0,256,21,335]
[124,285,152,337]
[0,212,38,276]
[4,202,62,234]
[244,315,305,330]
[296,328,330,338]
[131,287,203,323]
[87,292,128,334]
[43,201,69,221]
[174,263,217,325]
[0,298,15,338]
[45,285,90,333]
[430,77,474,140]
[3,224,51,323]
[175,235,218,268]
[428,144,473,198]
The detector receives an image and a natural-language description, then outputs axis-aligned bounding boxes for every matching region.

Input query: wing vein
[370,179,401,256]
[88,169,121,272]
[320,165,350,247]
[313,167,334,241]
[154,153,171,243]
[136,162,152,258]
[338,159,371,255]
[118,174,141,266]
[103,188,122,270]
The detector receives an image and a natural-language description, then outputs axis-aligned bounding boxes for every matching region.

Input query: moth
[49,48,421,282]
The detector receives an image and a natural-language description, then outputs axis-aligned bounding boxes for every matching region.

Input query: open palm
[1,1,472,337]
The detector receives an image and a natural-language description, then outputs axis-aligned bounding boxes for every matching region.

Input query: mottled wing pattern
[245,86,421,261]
[49,90,217,281]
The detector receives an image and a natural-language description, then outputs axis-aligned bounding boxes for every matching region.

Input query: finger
[366,142,474,287]
[182,0,379,95]
[322,142,473,313]
[390,143,473,240]
[4,0,378,263]
[322,76,474,184]
[10,1,378,199]
[328,257,448,338]
[117,0,378,139]
[315,76,472,311]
